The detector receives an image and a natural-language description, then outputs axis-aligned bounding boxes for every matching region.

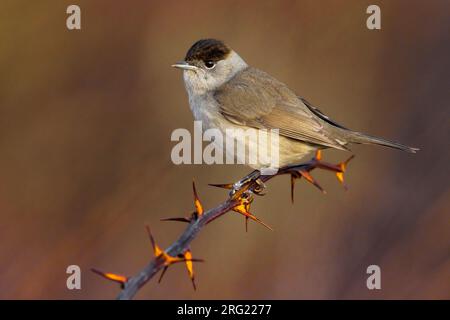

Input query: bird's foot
[209,170,266,197]
[231,177,266,197]
[209,173,271,231]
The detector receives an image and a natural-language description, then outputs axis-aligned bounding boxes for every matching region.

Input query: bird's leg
[230,170,263,196]
[209,170,267,196]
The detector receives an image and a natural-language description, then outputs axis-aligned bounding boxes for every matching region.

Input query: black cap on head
[185,39,231,63]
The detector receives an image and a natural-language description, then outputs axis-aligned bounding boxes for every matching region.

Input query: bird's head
[172,39,248,95]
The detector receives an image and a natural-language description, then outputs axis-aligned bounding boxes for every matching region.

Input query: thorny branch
[92,151,354,300]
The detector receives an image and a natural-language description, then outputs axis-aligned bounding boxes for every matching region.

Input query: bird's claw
[252,178,267,195]
[228,177,266,197]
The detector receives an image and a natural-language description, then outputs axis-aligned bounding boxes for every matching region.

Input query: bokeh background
[0,0,448,299]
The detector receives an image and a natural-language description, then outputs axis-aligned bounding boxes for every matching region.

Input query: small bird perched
[173,39,418,188]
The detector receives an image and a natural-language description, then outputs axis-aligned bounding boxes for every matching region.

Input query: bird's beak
[171,61,198,71]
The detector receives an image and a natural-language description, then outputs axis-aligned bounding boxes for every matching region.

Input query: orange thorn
[299,170,326,194]
[233,202,273,231]
[208,183,233,190]
[91,268,128,287]
[336,172,345,184]
[335,155,355,189]
[144,227,203,288]
[315,150,322,161]
[192,180,204,217]
[184,249,197,290]
[145,226,182,265]
[156,251,203,287]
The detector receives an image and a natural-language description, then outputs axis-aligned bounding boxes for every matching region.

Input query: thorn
[336,155,355,189]
[146,225,163,257]
[158,266,168,283]
[287,171,302,204]
[336,172,345,187]
[184,249,197,290]
[192,180,204,217]
[299,170,326,194]
[145,226,203,288]
[158,249,203,289]
[315,150,322,161]
[233,197,273,231]
[208,183,233,190]
[91,268,128,287]
[160,217,191,223]
[146,226,183,265]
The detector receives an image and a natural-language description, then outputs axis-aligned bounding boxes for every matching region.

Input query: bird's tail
[347,131,419,153]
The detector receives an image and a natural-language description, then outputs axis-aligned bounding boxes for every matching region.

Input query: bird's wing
[299,97,348,130]
[214,68,348,150]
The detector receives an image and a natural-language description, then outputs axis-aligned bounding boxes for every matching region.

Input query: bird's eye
[204,61,215,69]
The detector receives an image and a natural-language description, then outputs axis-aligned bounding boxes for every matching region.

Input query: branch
[92,151,354,300]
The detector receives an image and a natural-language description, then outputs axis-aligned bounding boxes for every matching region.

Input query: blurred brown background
[0,0,448,299]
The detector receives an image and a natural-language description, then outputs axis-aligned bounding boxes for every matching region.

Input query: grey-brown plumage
[173,39,418,171]
[215,67,418,153]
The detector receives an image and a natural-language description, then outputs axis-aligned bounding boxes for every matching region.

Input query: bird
[172,39,418,189]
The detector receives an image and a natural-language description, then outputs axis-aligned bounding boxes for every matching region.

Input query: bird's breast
[188,93,223,128]
[186,93,315,170]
